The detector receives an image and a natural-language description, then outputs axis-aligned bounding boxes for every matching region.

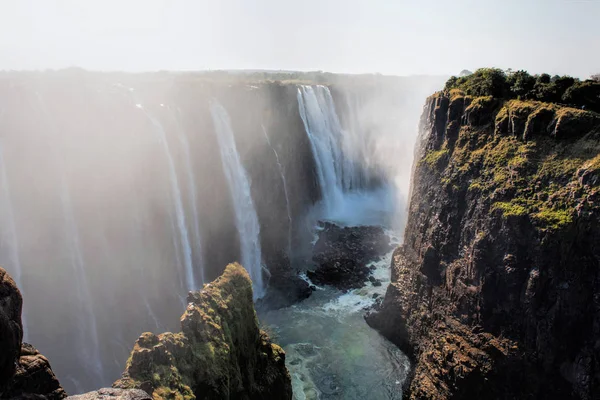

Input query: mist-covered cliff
[0,70,443,392]
[368,78,600,399]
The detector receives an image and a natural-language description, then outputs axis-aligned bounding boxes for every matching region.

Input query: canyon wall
[368,91,600,399]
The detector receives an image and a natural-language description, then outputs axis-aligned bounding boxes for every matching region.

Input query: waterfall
[172,107,206,284]
[297,85,345,214]
[262,124,292,254]
[59,174,105,383]
[135,102,197,292]
[0,141,26,337]
[209,100,264,298]
[34,92,104,382]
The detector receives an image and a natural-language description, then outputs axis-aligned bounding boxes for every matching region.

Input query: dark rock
[67,388,151,400]
[0,267,23,394]
[0,267,66,399]
[307,222,391,291]
[4,343,66,400]
[114,263,292,400]
[259,253,313,310]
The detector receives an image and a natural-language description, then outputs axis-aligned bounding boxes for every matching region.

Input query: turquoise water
[259,233,410,400]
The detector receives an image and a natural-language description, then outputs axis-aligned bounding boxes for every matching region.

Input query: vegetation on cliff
[114,263,292,400]
[444,68,600,112]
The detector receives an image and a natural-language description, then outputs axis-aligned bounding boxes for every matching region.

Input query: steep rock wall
[368,91,600,399]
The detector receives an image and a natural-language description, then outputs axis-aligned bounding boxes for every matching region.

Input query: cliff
[114,263,292,400]
[367,89,600,399]
[0,267,66,399]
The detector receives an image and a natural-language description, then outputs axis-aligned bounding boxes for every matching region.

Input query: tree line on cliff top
[445,68,600,112]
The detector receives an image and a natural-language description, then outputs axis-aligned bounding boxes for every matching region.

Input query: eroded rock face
[114,263,292,400]
[0,267,66,399]
[307,222,392,291]
[368,92,600,399]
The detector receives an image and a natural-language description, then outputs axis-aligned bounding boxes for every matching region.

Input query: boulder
[307,222,391,290]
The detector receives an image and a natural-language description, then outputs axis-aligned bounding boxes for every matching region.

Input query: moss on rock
[114,263,292,400]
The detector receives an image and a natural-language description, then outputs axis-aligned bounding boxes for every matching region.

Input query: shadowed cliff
[368,78,600,399]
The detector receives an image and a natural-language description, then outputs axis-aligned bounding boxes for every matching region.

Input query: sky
[0,0,599,78]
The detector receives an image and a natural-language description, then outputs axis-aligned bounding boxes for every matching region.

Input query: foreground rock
[368,90,600,399]
[114,263,292,399]
[0,267,66,399]
[67,388,151,400]
[308,222,392,290]
[0,267,23,394]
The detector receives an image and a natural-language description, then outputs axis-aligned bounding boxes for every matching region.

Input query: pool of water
[259,233,410,400]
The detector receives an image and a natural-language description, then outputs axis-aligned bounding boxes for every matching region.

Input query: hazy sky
[1,0,598,77]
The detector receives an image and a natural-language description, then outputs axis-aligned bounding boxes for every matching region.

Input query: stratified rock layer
[308,222,392,291]
[114,263,292,400]
[368,91,600,399]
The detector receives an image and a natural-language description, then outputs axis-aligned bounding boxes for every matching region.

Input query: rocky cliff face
[114,263,292,400]
[0,267,66,399]
[368,90,600,399]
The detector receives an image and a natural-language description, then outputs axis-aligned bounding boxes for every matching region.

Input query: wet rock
[307,222,391,291]
[259,253,313,310]
[67,388,150,400]
[114,263,292,400]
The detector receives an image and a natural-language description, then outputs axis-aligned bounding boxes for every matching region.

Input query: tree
[562,81,600,112]
[506,70,535,98]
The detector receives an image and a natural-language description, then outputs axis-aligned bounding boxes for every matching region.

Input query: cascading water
[297,86,344,214]
[59,173,105,388]
[172,107,206,284]
[210,100,264,298]
[34,92,105,389]
[262,124,293,254]
[134,100,197,292]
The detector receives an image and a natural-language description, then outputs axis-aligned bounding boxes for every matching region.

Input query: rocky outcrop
[114,263,292,400]
[368,91,600,399]
[0,267,66,399]
[308,222,392,290]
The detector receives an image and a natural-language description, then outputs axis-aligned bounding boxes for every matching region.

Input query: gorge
[1,68,598,400]
[0,70,443,397]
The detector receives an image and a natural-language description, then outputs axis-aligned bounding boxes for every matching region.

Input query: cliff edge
[114,263,292,400]
[368,80,600,399]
